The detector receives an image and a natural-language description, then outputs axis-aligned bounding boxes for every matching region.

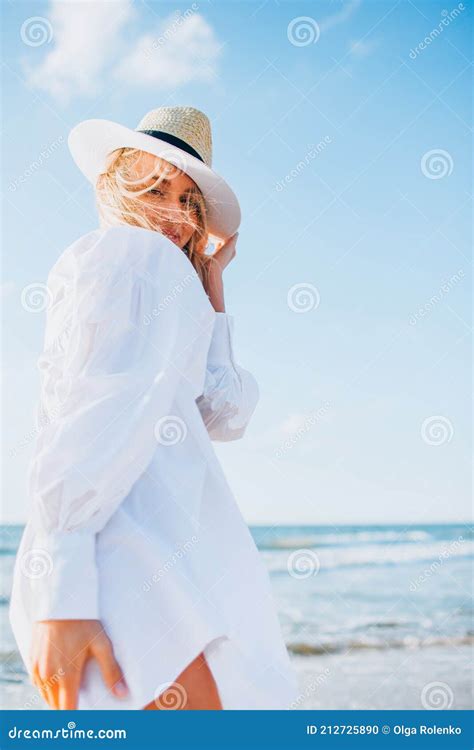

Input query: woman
[9,106,298,711]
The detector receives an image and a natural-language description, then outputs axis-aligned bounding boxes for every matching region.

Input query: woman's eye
[181,196,200,211]
[149,188,163,196]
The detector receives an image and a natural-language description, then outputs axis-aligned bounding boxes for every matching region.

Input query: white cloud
[21,3,222,102]
[279,412,311,438]
[349,38,378,58]
[112,11,222,88]
[251,409,330,456]
[319,0,362,33]
[22,0,135,103]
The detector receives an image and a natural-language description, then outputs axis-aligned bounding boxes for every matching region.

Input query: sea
[1,523,472,710]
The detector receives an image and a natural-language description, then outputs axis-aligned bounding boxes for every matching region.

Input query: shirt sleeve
[195,312,260,442]
[27,227,200,621]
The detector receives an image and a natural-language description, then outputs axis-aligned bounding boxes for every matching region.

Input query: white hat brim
[68,119,241,240]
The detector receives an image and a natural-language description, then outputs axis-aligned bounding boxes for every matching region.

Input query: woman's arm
[196,234,260,441]
[196,312,259,441]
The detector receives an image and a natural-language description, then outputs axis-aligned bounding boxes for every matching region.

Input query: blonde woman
[9,107,298,711]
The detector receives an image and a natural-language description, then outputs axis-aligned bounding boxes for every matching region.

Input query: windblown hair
[95,147,218,286]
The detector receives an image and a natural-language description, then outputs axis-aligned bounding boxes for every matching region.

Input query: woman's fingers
[38,669,59,709]
[32,662,51,707]
[29,619,129,709]
[57,672,81,710]
[214,232,238,268]
[90,636,129,699]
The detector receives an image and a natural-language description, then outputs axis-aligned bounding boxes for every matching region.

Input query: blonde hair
[95,147,218,286]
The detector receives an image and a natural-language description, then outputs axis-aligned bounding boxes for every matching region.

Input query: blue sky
[2,0,472,525]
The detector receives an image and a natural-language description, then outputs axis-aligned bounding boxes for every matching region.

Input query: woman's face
[130,151,201,250]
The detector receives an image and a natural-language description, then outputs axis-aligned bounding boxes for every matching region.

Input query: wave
[0,545,20,557]
[0,650,21,663]
[0,649,27,683]
[288,634,474,656]
[264,540,473,572]
[259,530,432,550]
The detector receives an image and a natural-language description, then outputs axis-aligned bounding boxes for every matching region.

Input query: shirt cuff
[207,312,235,367]
[29,530,99,621]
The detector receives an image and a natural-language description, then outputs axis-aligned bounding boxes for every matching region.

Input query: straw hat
[67,106,241,240]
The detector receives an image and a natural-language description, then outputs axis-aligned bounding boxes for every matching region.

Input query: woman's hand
[30,619,129,709]
[213,231,238,272]
[205,232,238,312]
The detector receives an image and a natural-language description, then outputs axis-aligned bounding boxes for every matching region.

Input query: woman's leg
[143,651,222,710]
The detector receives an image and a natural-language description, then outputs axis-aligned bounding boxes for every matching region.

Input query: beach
[1,523,472,710]
[2,646,472,711]
[291,645,472,710]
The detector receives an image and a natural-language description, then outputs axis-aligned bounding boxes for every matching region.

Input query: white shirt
[9,224,298,710]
